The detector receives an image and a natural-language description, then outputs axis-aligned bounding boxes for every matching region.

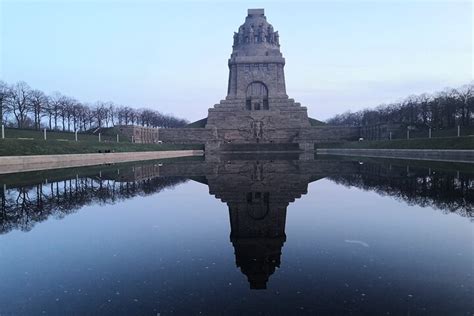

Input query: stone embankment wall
[316,148,474,163]
[116,123,394,146]
[157,125,360,150]
[159,128,215,144]
[0,150,204,174]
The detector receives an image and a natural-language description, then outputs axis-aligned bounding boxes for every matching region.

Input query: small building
[117,125,159,144]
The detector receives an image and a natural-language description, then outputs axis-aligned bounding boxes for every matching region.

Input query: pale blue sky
[1,0,472,121]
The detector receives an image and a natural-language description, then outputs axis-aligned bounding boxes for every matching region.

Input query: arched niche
[246,81,269,110]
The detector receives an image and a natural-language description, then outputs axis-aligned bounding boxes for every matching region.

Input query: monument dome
[231,8,282,58]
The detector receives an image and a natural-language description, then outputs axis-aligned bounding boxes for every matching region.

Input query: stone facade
[118,125,159,144]
[158,128,215,143]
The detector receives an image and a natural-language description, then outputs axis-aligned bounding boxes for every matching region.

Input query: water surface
[0,155,472,315]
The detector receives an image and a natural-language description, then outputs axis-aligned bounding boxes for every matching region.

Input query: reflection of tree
[0,157,472,293]
[0,176,187,234]
[328,163,473,216]
[1,158,471,238]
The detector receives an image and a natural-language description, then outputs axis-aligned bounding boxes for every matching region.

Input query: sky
[0,0,472,122]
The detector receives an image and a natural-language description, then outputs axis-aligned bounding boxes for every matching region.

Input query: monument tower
[158,9,360,149]
[205,9,311,150]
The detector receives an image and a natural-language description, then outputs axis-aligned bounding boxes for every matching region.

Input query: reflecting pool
[0,154,472,315]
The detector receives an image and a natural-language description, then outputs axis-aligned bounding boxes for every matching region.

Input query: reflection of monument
[158,155,474,288]
[213,160,307,289]
[157,155,341,288]
[212,159,307,289]
[177,156,322,289]
[230,201,286,289]
[2,156,472,287]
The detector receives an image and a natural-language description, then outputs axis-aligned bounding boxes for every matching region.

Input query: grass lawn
[3,127,124,142]
[309,117,326,126]
[0,127,203,156]
[318,136,474,150]
[0,139,203,156]
[391,126,474,139]
[186,118,208,128]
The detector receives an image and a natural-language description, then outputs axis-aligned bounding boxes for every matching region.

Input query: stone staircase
[219,143,300,152]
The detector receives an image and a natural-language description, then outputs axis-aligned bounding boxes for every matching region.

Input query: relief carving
[252,120,263,139]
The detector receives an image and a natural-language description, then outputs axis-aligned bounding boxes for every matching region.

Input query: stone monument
[205,9,311,150]
[158,9,361,150]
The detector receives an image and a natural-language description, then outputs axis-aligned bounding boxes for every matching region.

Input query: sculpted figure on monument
[252,121,263,139]
[259,24,267,43]
[268,25,274,43]
[249,26,255,43]
[233,32,239,46]
[252,162,264,181]
[238,26,244,44]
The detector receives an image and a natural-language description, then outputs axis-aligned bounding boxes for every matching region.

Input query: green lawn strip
[0,139,203,156]
[3,127,122,142]
[317,136,474,150]
[309,117,326,126]
[391,126,474,139]
[186,118,208,128]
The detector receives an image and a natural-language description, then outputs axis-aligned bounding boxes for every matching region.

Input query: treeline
[0,80,188,131]
[327,83,474,128]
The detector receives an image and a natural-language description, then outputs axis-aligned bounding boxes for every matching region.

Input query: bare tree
[326,83,474,130]
[8,81,32,128]
[48,92,64,130]
[1,80,190,131]
[454,84,474,126]
[0,81,12,126]
[107,102,116,127]
[29,89,48,130]
[93,101,108,128]
[72,101,84,131]
[59,96,76,131]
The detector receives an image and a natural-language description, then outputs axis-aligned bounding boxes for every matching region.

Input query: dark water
[0,154,472,315]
